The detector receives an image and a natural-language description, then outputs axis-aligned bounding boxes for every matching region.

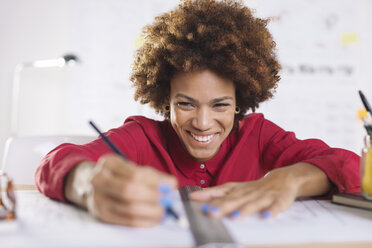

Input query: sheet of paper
[1,191,193,247]
[2,191,372,247]
[224,198,372,246]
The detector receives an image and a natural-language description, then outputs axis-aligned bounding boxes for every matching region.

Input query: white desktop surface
[1,190,372,248]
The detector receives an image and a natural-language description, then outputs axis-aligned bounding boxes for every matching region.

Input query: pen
[359,90,372,120]
[362,116,372,136]
[88,121,187,227]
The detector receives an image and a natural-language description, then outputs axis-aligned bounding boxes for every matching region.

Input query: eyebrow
[174,93,234,103]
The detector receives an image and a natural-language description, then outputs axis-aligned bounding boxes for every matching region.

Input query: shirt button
[200,179,205,185]
[200,164,205,169]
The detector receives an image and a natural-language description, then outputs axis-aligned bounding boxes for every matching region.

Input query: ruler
[179,185,242,248]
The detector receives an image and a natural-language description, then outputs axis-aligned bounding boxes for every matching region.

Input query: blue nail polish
[159,197,172,208]
[262,211,271,219]
[231,210,241,219]
[201,204,210,213]
[158,183,171,194]
[211,206,219,213]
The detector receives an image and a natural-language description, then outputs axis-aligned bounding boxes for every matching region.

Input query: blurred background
[0,0,371,164]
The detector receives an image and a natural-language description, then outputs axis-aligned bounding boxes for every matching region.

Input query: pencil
[88,121,187,227]
[89,121,128,160]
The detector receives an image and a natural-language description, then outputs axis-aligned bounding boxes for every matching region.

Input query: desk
[2,185,372,248]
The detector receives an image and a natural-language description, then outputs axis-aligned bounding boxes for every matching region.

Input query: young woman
[35,0,360,227]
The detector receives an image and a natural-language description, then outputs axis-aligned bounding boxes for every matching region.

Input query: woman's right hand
[64,154,178,227]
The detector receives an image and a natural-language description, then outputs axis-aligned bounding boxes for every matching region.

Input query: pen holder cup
[361,135,372,200]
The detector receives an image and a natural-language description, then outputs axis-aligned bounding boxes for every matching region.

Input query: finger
[202,181,261,216]
[91,163,136,200]
[206,189,263,218]
[98,208,161,227]
[262,197,294,219]
[96,154,136,178]
[211,186,296,219]
[209,181,259,204]
[94,156,177,200]
[132,166,178,190]
[92,173,161,203]
[90,191,164,226]
[99,155,178,190]
[189,182,238,201]
[237,194,277,219]
[192,181,258,202]
[113,201,165,221]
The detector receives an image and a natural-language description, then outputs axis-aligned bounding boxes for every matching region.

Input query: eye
[177,102,192,106]
[213,103,230,108]
[176,102,194,109]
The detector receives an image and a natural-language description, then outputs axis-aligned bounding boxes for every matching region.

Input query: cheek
[221,111,235,132]
[170,108,187,130]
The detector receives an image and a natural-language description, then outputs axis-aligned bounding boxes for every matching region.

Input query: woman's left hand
[188,163,331,220]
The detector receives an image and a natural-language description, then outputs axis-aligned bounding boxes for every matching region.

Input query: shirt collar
[166,122,232,178]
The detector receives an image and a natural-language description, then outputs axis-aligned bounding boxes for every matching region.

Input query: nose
[192,107,213,131]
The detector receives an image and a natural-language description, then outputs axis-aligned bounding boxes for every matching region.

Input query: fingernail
[211,206,219,214]
[158,183,171,194]
[159,197,172,208]
[201,203,210,213]
[262,210,271,219]
[231,210,241,219]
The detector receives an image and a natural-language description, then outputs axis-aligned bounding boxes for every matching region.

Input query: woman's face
[169,69,236,162]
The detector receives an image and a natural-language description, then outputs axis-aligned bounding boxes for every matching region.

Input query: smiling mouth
[189,132,215,143]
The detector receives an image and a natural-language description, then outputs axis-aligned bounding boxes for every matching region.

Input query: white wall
[1,0,371,166]
[0,0,70,164]
[0,0,177,165]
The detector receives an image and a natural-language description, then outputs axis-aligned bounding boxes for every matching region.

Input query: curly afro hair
[130,0,281,120]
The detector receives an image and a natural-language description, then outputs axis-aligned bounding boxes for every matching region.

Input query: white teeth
[190,133,214,142]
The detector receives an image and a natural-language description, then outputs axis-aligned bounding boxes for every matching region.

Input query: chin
[189,149,216,162]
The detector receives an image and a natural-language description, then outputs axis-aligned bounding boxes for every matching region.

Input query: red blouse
[34,113,360,202]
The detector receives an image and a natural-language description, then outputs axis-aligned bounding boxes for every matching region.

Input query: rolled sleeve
[259,117,361,196]
[303,148,360,194]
